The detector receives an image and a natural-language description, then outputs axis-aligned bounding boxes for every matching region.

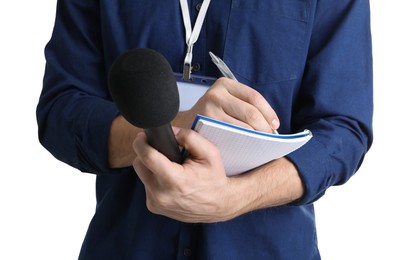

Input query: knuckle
[215,77,228,85]
[146,194,167,213]
[139,142,168,166]
[207,146,222,160]
[178,128,194,143]
[245,107,261,123]
[142,152,157,167]
[204,88,222,103]
[247,89,263,106]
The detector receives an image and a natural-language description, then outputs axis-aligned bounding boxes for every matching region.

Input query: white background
[0,1,405,259]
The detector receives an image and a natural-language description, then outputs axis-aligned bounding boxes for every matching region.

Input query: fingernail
[272,118,280,130]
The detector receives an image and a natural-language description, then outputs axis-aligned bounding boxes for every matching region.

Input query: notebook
[191,114,312,176]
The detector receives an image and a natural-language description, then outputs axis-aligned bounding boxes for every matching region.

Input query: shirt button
[196,3,202,12]
[192,63,201,72]
[184,248,193,257]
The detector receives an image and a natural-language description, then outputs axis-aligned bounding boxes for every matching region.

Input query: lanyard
[180,0,211,80]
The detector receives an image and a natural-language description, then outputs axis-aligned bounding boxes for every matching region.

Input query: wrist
[108,115,141,168]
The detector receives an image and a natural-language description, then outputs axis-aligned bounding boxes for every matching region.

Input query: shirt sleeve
[286,0,374,205]
[36,0,123,174]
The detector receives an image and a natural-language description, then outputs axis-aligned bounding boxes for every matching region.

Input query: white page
[193,115,312,176]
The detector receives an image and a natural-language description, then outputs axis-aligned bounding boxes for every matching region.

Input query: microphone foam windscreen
[108,48,179,128]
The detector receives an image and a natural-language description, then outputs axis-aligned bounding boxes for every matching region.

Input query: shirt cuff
[74,98,128,174]
[285,136,331,206]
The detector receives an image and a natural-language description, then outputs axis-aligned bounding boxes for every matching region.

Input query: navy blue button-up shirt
[37,0,373,259]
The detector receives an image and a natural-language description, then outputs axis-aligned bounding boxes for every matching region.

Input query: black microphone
[108,48,183,163]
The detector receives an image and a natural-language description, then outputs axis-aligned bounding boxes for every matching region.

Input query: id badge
[175,73,216,111]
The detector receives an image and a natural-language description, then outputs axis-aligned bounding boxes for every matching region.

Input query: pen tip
[209,51,218,62]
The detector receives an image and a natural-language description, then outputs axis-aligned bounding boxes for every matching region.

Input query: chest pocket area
[224,0,310,85]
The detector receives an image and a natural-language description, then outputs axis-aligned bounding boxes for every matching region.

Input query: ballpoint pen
[209,51,238,81]
[209,51,279,135]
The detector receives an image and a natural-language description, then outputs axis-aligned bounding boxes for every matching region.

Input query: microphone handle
[144,125,183,163]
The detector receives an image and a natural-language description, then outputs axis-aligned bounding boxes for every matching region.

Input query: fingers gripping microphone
[108,48,183,163]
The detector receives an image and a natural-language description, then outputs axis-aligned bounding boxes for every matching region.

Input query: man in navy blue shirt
[37,0,373,259]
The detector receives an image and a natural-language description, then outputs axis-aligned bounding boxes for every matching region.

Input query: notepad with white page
[191,115,312,176]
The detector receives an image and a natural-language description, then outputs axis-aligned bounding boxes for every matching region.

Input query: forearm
[228,157,304,217]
